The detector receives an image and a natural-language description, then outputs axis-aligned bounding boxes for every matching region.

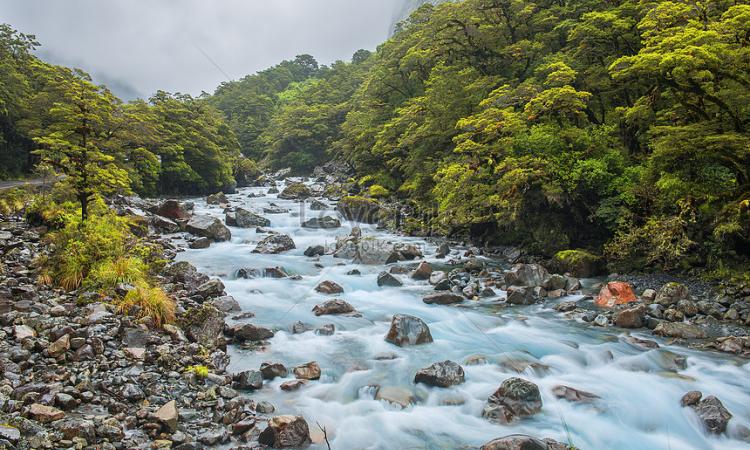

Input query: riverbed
[177,182,750,450]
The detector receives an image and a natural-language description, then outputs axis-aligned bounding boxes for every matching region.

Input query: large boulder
[28,403,65,423]
[594,281,637,308]
[151,199,192,221]
[483,378,543,424]
[377,271,403,287]
[309,199,328,210]
[186,215,231,242]
[258,415,311,448]
[411,261,433,280]
[302,216,341,229]
[150,215,180,233]
[260,362,288,380]
[653,322,707,339]
[551,249,603,278]
[385,314,433,346]
[315,280,344,294]
[337,196,381,224]
[181,305,226,350]
[414,361,465,387]
[233,370,263,390]
[551,385,600,403]
[681,391,732,434]
[207,192,229,205]
[233,208,271,228]
[234,323,275,342]
[504,264,549,288]
[293,362,321,380]
[506,286,535,305]
[654,282,690,307]
[613,304,646,328]
[480,435,569,450]
[155,400,179,433]
[312,299,355,316]
[253,234,296,254]
[304,245,325,257]
[197,278,225,298]
[278,183,312,200]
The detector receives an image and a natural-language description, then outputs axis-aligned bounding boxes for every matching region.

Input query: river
[177,181,750,450]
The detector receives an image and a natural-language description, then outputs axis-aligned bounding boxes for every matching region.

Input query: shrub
[44,208,135,290]
[605,216,697,271]
[0,187,32,217]
[117,285,176,327]
[86,256,147,291]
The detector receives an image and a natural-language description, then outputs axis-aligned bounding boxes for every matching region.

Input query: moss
[338,196,381,224]
[553,249,604,277]
[186,365,210,379]
[368,184,390,198]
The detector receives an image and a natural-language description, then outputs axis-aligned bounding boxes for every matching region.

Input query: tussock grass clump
[118,285,176,327]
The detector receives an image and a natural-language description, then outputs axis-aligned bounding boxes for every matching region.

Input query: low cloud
[1,0,404,100]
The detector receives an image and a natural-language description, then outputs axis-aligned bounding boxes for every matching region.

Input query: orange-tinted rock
[595,281,637,308]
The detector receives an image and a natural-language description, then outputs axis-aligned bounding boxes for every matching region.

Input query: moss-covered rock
[337,196,381,224]
[278,183,311,200]
[552,249,604,278]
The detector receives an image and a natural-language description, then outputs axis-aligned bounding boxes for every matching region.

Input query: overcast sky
[1,0,409,100]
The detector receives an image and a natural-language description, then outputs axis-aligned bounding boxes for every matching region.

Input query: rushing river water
[177,182,750,450]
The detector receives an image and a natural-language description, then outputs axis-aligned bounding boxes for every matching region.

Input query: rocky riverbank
[2,168,749,449]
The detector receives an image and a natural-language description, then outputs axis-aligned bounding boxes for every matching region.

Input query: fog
[0,0,407,100]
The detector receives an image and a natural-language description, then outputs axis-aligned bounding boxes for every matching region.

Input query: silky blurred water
[177,182,750,450]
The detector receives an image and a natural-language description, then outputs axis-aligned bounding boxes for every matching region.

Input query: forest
[2,0,750,273]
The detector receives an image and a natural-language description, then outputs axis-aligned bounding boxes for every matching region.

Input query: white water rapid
[177,181,750,450]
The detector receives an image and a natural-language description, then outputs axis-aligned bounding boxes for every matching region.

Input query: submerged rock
[385,314,433,346]
[551,385,600,403]
[422,292,463,305]
[302,216,341,229]
[414,360,465,387]
[483,377,542,424]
